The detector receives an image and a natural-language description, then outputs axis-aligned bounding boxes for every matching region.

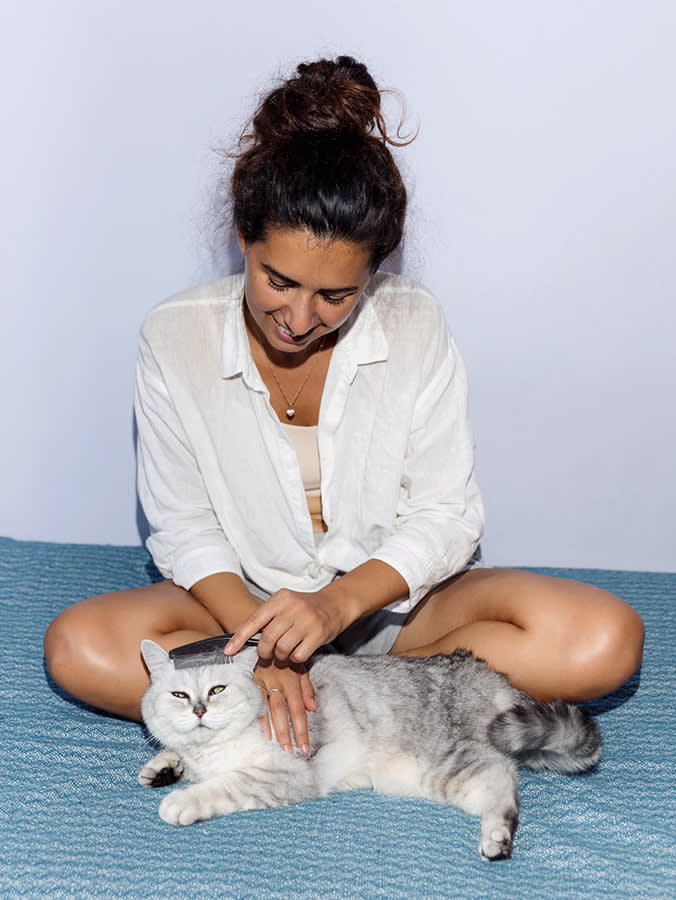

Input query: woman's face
[239,226,373,358]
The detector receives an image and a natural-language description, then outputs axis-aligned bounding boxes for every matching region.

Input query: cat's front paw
[159,787,207,826]
[138,750,184,788]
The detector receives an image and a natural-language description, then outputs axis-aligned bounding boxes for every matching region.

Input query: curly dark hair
[229,56,411,271]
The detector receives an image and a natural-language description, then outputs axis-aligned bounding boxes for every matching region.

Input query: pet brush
[168,633,261,669]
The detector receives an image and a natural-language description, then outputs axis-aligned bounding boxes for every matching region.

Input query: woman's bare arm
[189,572,263,631]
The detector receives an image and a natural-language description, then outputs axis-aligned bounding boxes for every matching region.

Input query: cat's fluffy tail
[487,699,601,774]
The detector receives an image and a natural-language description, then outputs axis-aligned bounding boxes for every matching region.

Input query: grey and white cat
[138,640,601,860]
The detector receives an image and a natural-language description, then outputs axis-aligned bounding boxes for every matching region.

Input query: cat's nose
[193,703,206,718]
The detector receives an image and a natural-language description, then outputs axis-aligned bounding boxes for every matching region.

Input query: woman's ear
[237,231,247,256]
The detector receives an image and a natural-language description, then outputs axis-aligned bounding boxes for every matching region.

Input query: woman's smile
[271,315,316,344]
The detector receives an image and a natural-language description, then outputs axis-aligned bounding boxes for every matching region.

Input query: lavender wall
[2,1,674,571]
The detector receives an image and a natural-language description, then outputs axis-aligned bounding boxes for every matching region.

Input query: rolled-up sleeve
[370,327,485,609]
[134,329,242,589]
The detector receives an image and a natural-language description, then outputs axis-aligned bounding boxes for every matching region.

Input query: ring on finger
[267,688,283,698]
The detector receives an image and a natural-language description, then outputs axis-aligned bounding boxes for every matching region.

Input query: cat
[138,639,601,861]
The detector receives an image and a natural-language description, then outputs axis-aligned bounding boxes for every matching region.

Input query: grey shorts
[242,535,485,656]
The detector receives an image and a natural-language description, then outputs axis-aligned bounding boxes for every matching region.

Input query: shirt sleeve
[369,324,485,609]
[134,327,243,589]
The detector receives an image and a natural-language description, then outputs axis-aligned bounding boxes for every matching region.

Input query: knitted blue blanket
[1,536,674,899]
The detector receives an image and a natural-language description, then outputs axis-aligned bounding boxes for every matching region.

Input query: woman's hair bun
[252,55,391,146]
[227,55,410,269]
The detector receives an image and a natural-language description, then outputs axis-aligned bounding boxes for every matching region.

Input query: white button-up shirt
[135,272,484,613]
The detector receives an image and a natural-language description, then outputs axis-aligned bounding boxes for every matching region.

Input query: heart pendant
[286,408,295,419]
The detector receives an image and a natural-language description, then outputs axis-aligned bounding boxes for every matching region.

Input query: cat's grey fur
[139,640,601,860]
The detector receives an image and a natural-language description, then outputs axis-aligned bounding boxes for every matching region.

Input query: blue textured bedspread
[1,536,674,899]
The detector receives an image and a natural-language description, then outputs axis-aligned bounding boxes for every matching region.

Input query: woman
[44,56,644,756]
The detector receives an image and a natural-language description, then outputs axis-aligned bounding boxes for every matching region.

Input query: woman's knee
[584,595,644,684]
[558,586,645,699]
[44,601,99,690]
[44,584,162,689]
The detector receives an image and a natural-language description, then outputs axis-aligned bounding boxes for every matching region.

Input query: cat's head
[140,639,262,749]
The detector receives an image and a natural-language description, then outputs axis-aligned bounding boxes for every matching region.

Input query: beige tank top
[281,423,327,532]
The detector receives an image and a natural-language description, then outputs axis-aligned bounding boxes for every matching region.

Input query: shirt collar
[220,273,389,382]
[220,274,258,383]
[331,281,389,378]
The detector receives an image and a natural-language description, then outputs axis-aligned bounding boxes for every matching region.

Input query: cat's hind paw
[479,826,513,862]
[138,750,184,789]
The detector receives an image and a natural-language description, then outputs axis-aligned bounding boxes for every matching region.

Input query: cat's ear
[141,639,170,678]
[232,645,258,671]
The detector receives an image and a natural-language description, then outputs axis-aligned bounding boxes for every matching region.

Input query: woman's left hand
[225,588,346,663]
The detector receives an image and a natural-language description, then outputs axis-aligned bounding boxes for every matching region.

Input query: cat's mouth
[176,720,212,736]
[182,722,213,743]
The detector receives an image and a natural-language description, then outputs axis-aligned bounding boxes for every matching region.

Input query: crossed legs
[44,568,644,720]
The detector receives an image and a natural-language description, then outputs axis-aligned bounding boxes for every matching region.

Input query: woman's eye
[321,294,346,305]
[267,277,291,292]
[171,691,189,700]
[208,685,226,697]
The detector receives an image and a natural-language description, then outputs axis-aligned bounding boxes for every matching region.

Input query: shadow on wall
[132,414,151,545]
[136,497,150,545]
[207,225,245,282]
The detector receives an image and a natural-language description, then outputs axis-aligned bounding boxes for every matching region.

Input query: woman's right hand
[253,656,316,756]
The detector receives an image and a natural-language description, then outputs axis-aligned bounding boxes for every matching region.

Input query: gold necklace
[268,338,325,419]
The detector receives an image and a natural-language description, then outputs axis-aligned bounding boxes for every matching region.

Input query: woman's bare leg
[44,581,223,721]
[391,568,644,701]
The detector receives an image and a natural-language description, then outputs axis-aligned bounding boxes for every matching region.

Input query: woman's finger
[266,688,293,751]
[285,688,310,756]
[300,669,317,712]
[271,623,316,662]
[257,617,296,660]
[224,604,278,655]
[288,633,324,664]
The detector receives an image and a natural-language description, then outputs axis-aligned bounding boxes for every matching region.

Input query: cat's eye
[171,691,189,700]
[208,685,226,697]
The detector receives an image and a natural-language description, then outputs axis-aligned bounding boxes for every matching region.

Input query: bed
[1,535,674,899]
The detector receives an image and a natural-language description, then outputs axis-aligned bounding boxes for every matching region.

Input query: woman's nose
[284,294,318,335]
